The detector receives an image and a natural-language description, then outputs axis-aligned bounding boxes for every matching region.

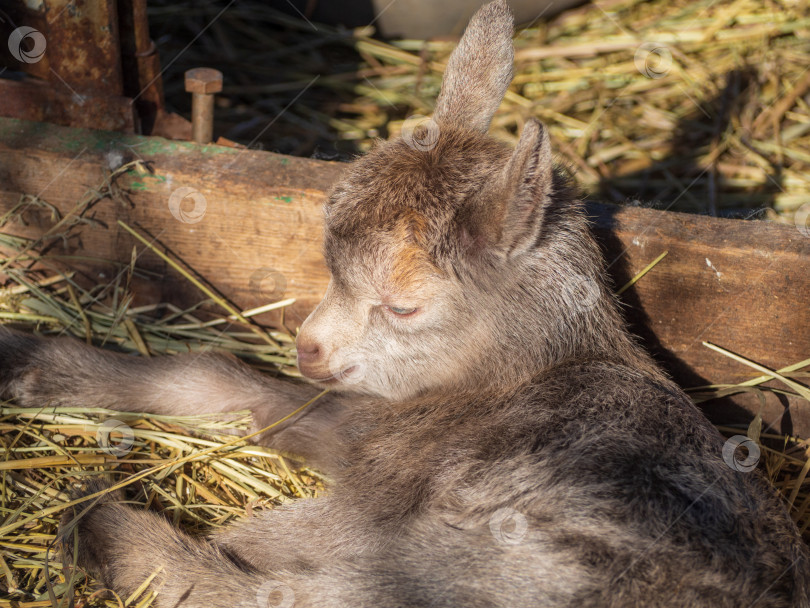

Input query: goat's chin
[300,367,431,402]
[303,375,383,398]
[333,379,421,403]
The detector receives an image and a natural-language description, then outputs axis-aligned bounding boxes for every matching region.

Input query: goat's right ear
[432,0,514,133]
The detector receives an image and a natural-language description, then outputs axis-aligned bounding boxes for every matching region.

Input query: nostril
[296,340,320,363]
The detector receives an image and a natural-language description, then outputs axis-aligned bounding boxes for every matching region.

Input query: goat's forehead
[325,227,444,298]
[325,131,509,229]
[321,130,509,294]
[327,171,454,233]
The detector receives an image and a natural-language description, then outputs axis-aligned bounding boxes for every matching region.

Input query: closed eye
[386,305,419,317]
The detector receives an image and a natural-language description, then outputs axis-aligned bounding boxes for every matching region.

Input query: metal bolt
[184,67,223,144]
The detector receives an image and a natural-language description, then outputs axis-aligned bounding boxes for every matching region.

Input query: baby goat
[1,1,807,606]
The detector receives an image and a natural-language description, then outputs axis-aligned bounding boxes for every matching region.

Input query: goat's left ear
[498,119,553,255]
[458,119,554,257]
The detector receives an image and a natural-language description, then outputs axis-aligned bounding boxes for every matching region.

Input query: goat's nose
[296,339,321,364]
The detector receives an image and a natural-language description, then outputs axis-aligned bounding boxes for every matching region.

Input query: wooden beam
[589,204,810,436]
[0,117,807,435]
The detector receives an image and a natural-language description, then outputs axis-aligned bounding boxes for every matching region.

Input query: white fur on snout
[298,280,369,382]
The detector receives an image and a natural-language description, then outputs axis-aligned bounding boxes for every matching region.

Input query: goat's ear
[498,119,554,254]
[458,119,554,257]
[432,0,514,133]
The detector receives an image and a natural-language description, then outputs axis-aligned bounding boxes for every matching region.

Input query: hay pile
[150,0,810,220]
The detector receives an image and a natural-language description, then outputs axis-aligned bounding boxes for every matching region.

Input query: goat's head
[297,0,616,401]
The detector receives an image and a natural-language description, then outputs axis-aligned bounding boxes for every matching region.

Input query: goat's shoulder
[522,359,716,445]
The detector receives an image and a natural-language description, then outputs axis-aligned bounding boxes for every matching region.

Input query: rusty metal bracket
[0,0,188,137]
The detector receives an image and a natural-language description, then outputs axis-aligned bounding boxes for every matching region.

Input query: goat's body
[357,363,807,607]
[211,360,807,607]
[0,0,807,605]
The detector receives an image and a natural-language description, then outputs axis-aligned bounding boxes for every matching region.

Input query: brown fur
[0,1,807,606]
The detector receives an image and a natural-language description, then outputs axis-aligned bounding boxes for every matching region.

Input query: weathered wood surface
[590,205,810,435]
[0,118,808,434]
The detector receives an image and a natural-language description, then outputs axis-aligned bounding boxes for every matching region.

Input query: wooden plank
[589,205,810,435]
[0,117,807,435]
[0,117,338,325]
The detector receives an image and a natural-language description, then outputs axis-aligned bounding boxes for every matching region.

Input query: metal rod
[184,68,223,144]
